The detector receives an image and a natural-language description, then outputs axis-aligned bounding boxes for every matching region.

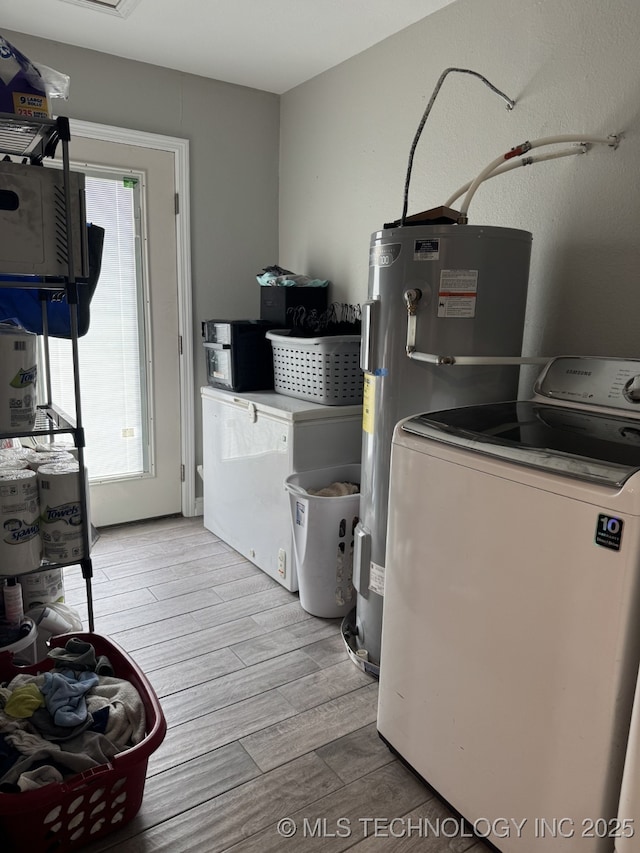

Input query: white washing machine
[377,357,640,853]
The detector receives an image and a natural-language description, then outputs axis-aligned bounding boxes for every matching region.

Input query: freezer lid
[201,386,362,422]
[402,400,640,487]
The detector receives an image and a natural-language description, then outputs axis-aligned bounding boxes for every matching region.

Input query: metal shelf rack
[0,112,60,163]
[0,114,95,631]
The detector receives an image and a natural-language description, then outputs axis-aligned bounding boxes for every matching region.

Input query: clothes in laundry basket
[0,638,146,790]
[40,670,99,727]
[307,481,360,497]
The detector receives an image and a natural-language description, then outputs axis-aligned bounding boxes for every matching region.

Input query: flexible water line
[407,351,550,366]
[444,146,587,209]
[400,68,515,226]
[458,135,619,220]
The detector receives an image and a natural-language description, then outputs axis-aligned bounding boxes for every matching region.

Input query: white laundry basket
[266,331,363,405]
[285,464,360,618]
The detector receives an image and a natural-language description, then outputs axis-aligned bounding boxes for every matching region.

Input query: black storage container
[260,286,328,327]
[202,319,276,392]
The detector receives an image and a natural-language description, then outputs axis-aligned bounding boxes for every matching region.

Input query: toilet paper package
[0,34,70,118]
[0,468,42,576]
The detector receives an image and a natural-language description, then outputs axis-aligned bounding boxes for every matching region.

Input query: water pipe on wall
[444,146,587,209]
[456,134,620,222]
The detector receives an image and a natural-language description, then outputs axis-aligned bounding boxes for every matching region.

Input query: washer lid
[402,401,640,487]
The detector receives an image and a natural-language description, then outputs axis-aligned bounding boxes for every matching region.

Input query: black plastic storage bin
[202,319,276,392]
[260,286,328,328]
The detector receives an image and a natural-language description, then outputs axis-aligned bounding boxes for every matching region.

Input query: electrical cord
[400,67,515,225]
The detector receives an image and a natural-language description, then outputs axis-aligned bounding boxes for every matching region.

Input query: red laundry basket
[0,632,167,853]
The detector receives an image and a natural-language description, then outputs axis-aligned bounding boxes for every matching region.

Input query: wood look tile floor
[62,515,490,853]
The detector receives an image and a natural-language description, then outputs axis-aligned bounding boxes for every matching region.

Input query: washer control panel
[535,357,640,412]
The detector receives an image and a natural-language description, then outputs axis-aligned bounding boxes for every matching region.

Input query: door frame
[69,119,197,518]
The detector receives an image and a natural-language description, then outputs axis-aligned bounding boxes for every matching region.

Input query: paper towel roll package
[0,458,28,471]
[0,447,39,466]
[37,462,86,562]
[21,567,65,611]
[27,450,75,471]
[0,324,38,434]
[34,441,78,459]
[0,468,42,576]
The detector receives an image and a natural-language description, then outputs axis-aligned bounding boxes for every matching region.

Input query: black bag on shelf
[0,223,105,338]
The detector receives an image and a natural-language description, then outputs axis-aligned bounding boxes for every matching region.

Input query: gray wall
[4,29,280,498]
[280,0,640,390]
[8,0,640,510]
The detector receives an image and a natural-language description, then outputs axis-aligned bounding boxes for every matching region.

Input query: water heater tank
[352,223,532,669]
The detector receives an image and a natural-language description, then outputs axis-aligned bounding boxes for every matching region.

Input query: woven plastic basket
[266,330,363,405]
[0,632,167,853]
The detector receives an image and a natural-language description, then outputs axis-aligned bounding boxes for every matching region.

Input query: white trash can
[0,618,38,666]
[285,464,360,619]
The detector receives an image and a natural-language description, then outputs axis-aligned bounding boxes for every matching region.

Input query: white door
[48,137,182,527]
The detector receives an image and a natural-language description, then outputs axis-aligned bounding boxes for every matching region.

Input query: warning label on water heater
[362,374,376,435]
[438,269,478,318]
[414,238,439,260]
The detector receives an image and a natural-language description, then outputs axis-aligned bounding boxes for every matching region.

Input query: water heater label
[438,269,478,318]
[370,243,401,267]
[362,374,376,435]
[369,561,385,596]
[414,238,439,260]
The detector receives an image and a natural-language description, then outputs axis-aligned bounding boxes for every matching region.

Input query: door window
[47,170,151,481]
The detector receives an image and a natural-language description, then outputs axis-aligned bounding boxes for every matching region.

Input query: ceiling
[2,0,456,95]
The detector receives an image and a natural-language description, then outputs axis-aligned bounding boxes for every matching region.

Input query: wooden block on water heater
[384,205,460,227]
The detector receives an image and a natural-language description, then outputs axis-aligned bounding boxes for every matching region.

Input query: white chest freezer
[201,387,362,591]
